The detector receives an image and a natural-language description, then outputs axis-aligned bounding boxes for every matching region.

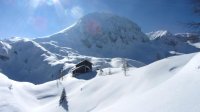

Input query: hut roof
[76,60,92,67]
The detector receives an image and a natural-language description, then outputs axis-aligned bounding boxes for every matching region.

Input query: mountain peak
[36,12,149,54]
[77,12,148,42]
[147,30,173,40]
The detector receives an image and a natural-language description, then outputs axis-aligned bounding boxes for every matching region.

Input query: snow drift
[0,52,200,112]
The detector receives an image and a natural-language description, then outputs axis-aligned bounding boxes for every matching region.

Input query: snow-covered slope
[0,41,11,62]
[104,52,200,112]
[0,38,145,84]
[0,39,66,84]
[1,52,200,112]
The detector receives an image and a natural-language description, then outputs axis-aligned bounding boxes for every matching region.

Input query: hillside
[0,38,144,84]
[0,52,200,112]
[0,38,65,83]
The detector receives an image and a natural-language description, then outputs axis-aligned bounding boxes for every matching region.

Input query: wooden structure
[72,60,92,76]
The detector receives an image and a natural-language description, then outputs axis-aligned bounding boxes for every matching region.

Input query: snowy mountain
[35,12,156,63]
[1,12,200,112]
[34,13,199,64]
[0,12,200,84]
[36,12,148,47]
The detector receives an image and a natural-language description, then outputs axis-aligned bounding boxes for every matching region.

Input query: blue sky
[0,0,197,39]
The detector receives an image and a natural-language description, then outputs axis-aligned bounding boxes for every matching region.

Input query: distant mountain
[147,30,200,43]
[147,30,173,40]
[147,30,200,55]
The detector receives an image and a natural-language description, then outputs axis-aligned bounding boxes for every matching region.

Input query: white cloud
[70,6,84,19]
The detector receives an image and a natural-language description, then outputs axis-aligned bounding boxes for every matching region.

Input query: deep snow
[0,52,200,112]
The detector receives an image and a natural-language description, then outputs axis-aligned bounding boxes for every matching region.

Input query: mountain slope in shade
[146,30,200,56]
[147,30,200,43]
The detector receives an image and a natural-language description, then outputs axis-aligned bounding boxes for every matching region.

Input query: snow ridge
[147,30,173,40]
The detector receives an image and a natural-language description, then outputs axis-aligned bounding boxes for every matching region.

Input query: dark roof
[73,65,91,71]
[76,60,92,67]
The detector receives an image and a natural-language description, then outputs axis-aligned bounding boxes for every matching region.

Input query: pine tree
[59,88,66,105]
[59,88,69,111]
[122,59,129,76]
